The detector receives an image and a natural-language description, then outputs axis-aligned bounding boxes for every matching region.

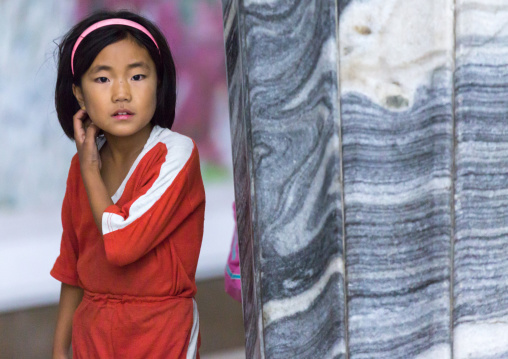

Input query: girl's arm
[53,283,83,359]
[73,109,113,233]
[81,167,113,233]
[101,142,205,266]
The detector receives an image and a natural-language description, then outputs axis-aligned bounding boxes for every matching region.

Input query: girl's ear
[72,84,86,110]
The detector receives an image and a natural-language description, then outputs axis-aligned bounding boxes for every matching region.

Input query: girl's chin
[102,126,148,138]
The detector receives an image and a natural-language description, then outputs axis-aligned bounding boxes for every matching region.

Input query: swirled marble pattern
[453,1,508,358]
[222,0,508,358]
[223,0,346,358]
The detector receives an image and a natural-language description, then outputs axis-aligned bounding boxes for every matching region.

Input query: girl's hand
[73,109,102,172]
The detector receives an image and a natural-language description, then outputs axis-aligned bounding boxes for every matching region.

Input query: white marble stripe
[345,177,451,205]
[283,38,338,111]
[454,321,508,359]
[414,344,451,359]
[262,256,344,326]
[325,339,347,358]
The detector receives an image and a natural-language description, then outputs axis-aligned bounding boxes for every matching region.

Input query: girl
[51,10,205,359]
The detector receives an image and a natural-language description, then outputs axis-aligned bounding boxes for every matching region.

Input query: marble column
[453,1,508,358]
[222,1,264,357]
[222,1,346,358]
[340,1,454,358]
[221,1,508,358]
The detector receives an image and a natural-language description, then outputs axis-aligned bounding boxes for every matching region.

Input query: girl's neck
[101,124,153,166]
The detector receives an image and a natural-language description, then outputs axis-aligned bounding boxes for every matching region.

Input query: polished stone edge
[222,0,265,357]
[240,0,346,357]
[453,30,508,358]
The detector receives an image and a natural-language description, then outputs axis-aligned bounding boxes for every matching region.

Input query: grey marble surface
[340,1,454,358]
[222,0,346,358]
[222,1,264,358]
[223,1,508,358]
[342,88,453,359]
[453,1,508,358]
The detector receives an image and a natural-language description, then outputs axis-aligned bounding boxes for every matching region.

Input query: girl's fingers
[83,118,92,133]
[85,122,100,142]
[82,122,101,169]
[73,109,88,143]
[72,109,102,170]
[83,122,100,149]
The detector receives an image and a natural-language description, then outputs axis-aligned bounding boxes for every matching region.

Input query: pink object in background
[225,202,241,302]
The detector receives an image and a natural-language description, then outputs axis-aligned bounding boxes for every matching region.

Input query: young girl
[50,10,205,359]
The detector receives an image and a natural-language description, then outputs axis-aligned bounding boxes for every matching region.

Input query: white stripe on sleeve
[102,130,194,235]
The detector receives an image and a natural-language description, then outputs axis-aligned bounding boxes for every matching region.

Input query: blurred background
[0,0,245,357]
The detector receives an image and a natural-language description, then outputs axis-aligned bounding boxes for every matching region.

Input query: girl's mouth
[112,110,134,120]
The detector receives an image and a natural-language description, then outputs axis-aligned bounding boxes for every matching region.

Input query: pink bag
[225,202,242,302]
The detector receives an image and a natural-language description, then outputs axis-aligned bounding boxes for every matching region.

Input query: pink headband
[71,18,160,75]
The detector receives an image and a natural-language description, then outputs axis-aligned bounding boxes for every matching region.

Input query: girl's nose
[112,80,131,102]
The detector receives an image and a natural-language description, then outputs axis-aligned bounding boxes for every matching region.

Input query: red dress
[51,126,205,358]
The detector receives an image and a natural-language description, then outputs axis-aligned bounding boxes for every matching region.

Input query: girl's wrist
[80,163,101,177]
[80,165,104,192]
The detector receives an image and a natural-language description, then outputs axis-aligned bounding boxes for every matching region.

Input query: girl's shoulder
[65,127,199,184]
[147,126,199,166]
[150,126,196,154]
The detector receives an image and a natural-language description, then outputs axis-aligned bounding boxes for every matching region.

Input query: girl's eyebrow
[127,62,150,71]
[89,62,151,74]
[89,65,111,74]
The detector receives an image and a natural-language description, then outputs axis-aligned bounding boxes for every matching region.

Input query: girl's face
[73,36,158,138]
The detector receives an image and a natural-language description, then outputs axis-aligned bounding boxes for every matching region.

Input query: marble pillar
[222,1,346,358]
[221,1,508,358]
[340,1,454,358]
[222,1,263,357]
[454,1,508,358]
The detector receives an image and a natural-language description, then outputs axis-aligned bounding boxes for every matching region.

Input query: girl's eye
[95,77,109,83]
[132,74,145,81]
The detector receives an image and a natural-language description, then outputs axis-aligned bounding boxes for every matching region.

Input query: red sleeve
[50,156,80,286]
[101,140,205,266]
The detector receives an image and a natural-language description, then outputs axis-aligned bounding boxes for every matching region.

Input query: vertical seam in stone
[237,0,266,357]
[335,1,350,358]
[450,0,457,357]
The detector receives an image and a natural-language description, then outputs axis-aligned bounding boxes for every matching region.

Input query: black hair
[55,10,176,139]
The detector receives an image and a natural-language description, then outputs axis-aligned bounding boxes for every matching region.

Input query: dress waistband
[83,290,192,303]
